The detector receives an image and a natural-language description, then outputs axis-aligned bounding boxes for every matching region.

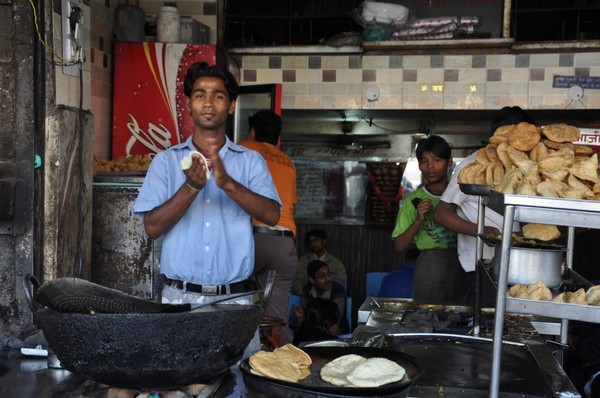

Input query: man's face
[310,265,333,292]
[308,235,325,253]
[186,77,235,132]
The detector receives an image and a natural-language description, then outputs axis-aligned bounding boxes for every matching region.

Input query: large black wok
[25,276,263,391]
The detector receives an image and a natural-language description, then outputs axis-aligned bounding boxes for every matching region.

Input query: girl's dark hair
[415,135,452,161]
[292,298,340,346]
[304,298,341,328]
[490,106,536,135]
[183,61,239,100]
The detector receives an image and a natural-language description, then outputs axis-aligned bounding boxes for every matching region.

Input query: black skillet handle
[22,273,42,313]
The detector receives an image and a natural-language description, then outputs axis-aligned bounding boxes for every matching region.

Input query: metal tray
[240,346,422,398]
[477,233,565,250]
[368,298,495,315]
[459,183,491,196]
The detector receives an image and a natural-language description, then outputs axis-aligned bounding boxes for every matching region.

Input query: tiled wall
[54,0,599,160]
[239,52,600,111]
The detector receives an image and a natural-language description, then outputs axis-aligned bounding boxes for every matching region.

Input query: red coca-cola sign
[112,42,217,158]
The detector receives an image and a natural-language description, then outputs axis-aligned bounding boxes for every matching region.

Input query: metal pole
[489,204,515,398]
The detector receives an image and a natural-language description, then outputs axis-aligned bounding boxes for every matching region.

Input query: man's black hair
[183,61,239,101]
[415,135,452,161]
[490,106,536,135]
[248,110,282,146]
[306,259,328,278]
[305,228,327,243]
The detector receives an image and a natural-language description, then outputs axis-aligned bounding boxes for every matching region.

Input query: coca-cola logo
[125,113,173,156]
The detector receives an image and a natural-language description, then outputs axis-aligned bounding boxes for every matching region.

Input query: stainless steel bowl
[493,246,564,288]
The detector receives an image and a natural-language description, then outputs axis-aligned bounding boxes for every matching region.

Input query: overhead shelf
[362,38,515,52]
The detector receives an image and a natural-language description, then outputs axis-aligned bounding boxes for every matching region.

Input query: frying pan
[24,274,263,391]
[240,346,423,398]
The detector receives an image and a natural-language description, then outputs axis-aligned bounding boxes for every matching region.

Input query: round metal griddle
[240,346,422,398]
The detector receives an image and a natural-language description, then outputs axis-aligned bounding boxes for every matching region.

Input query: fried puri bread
[458,162,484,184]
[249,351,301,383]
[575,144,594,156]
[542,139,575,151]
[489,124,514,145]
[527,280,552,301]
[508,122,541,152]
[508,284,528,298]
[506,146,536,176]
[496,166,523,194]
[540,168,569,182]
[529,141,549,162]
[566,288,587,305]
[475,147,489,164]
[320,354,367,386]
[552,292,566,303]
[522,223,561,241]
[496,141,513,169]
[345,357,406,388]
[536,179,564,198]
[565,174,595,199]
[273,344,312,368]
[569,153,600,184]
[542,123,581,143]
[586,285,600,306]
[485,144,501,163]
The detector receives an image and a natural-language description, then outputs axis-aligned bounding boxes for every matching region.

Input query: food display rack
[479,190,600,398]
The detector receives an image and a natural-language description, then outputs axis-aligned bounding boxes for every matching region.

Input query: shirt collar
[179,135,246,156]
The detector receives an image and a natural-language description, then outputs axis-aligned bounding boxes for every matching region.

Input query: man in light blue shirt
[134,62,281,303]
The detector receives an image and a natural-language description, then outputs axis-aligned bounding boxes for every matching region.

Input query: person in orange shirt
[240,110,298,344]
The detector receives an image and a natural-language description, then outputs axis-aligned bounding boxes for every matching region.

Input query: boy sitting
[292,259,349,335]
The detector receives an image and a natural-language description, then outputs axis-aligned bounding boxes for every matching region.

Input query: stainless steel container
[493,246,563,288]
[91,173,157,299]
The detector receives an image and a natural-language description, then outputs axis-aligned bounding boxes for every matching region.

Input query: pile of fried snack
[249,344,312,383]
[95,154,152,173]
[507,280,600,305]
[458,123,600,200]
[248,343,407,387]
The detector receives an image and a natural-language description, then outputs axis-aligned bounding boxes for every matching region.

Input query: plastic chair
[339,297,353,338]
[346,297,352,331]
[287,294,302,327]
[365,272,389,297]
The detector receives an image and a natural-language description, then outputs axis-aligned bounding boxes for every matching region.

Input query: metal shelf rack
[480,191,600,398]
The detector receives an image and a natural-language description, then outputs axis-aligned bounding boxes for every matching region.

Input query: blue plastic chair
[365,272,389,297]
[338,297,353,338]
[287,294,302,327]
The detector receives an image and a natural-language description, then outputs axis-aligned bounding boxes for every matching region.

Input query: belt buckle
[201,285,219,295]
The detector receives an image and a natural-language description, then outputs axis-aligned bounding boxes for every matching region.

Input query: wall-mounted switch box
[62,0,84,77]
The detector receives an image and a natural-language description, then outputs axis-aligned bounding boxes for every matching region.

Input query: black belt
[165,278,256,295]
[253,226,293,238]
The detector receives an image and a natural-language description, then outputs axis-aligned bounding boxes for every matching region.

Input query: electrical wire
[27,0,82,66]
[76,61,84,278]
[358,117,422,135]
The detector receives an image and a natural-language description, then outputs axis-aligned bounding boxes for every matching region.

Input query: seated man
[293,229,346,295]
[293,259,349,335]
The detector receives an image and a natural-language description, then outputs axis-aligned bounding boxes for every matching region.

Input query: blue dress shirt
[134,136,281,285]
